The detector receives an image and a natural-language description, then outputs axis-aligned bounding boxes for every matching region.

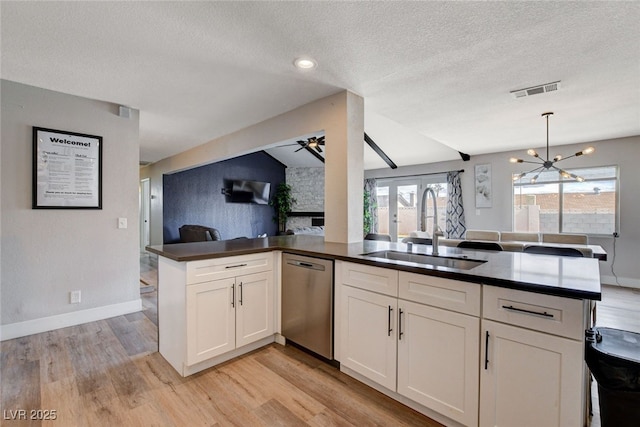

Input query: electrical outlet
[118,217,127,229]
[70,290,81,304]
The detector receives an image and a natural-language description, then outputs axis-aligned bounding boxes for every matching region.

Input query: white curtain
[446,171,466,238]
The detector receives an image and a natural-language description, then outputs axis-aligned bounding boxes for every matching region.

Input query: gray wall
[1,80,140,328]
[366,136,640,288]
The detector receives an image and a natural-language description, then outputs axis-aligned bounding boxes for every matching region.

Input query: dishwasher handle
[286,260,326,271]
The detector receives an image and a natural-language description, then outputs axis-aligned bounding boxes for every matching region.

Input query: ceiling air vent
[510,81,561,99]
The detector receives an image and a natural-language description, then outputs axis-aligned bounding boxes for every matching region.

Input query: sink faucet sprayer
[420,187,444,256]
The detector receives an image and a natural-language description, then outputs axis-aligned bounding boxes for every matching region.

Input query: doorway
[375,176,448,242]
[140,178,150,252]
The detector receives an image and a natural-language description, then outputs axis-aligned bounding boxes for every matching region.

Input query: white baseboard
[600,274,640,289]
[0,299,142,341]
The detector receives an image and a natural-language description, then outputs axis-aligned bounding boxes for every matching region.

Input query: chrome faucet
[420,187,444,256]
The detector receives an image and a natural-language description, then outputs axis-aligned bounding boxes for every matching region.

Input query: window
[513,166,618,236]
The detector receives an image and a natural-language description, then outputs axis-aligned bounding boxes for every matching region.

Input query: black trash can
[585,327,640,427]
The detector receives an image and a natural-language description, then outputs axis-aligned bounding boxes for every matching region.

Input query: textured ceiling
[2,2,639,170]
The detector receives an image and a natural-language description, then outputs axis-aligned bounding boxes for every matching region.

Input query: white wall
[141,90,364,245]
[366,136,640,287]
[1,80,141,339]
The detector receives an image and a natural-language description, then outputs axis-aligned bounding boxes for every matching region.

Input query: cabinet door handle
[239,282,243,306]
[388,305,393,336]
[398,308,404,340]
[484,331,490,370]
[231,283,235,308]
[502,305,554,318]
[225,263,248,269]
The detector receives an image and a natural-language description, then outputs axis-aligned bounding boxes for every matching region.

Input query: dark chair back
[523,246,585,257]
[402,237,433,245]
[458,241,503,251]
[364,233,392,242]
[179,225,222,243]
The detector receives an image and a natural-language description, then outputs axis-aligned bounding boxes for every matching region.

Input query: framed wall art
[475,163,492,208]
[32,127,102,209]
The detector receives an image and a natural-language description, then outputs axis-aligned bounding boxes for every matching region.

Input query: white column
[324,91,364,243]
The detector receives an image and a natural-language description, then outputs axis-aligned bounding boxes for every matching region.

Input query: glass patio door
[376,180,418,242]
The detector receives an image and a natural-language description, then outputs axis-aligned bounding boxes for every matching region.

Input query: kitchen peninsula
[147,235,601,427]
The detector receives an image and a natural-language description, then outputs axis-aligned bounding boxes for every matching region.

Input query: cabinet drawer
[483,286,585,340]
[187,252,273,284]
[399,272,481,316]
[341,262,398,297]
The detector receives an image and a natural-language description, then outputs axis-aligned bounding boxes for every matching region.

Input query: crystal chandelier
[510,112,595,183]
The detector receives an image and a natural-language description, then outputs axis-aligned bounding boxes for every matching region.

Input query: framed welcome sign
[32,127,103,209]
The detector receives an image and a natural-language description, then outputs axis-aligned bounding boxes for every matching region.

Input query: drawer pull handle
[502,305,554,318]
[225,263,248,269]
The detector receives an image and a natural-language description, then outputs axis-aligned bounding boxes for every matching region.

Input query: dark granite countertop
[147,235,601,300]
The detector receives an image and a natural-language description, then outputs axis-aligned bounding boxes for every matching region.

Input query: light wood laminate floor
[1,290,440,426]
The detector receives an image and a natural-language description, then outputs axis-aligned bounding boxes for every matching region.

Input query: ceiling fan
[294,136,325,153]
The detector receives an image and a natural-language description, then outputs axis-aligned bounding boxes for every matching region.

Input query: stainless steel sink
[361,250,486,270]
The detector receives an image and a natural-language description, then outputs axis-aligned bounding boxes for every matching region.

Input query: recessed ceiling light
[294,57,317,70]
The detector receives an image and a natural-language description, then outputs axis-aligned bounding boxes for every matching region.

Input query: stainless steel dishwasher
[281,253,334,360]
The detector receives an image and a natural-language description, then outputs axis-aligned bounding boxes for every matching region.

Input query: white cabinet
[479,320,583,427]
[339,263,480,427]
[235,271,273,348]
[398,300,479,427]
[158,253,275,377]
[340,284,398,390]
[186,277,235,365]
[479,286,588,427]
[186,271,273,366]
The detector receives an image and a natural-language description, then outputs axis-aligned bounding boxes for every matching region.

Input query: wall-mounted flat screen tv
[230,180,271,205]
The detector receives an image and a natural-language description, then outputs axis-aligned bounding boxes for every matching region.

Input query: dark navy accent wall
[163,151,285,243]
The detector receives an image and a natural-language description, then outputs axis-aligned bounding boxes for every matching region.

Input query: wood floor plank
[189,368,266,427]
[255,346,439,427]
[140,384,209,426]
[37,329,74,384]
[4,334,41,364]
[132,352,189,393]
[253,398,308,426]
[125,311,147,322]
[141,291,158,326]
[215,353,325,421]
[40,376,81,427]
[1,359,42,427]
[306,408,358,427]
[134,353,221,426]
[64,327,120,414]
[106,315,155,357]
